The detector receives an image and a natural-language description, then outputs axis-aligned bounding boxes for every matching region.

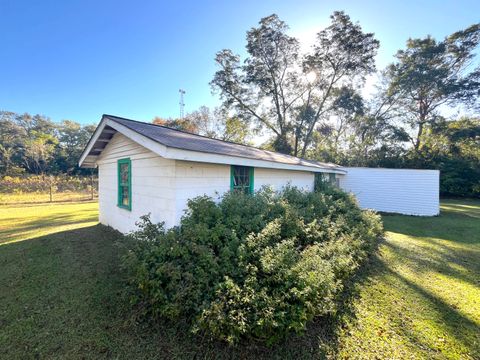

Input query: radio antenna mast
[179,89,185,119]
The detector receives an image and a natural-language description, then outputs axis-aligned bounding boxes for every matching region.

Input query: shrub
[122,186,383,344]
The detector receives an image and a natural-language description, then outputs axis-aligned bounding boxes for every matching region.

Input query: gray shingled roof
[82,114,343,171]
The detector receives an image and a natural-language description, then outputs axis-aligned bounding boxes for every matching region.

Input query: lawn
[0,199,478,359]
[0,191,96,205]
[0,200,98,245]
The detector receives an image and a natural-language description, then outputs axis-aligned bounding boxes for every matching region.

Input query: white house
[79,115,439,233]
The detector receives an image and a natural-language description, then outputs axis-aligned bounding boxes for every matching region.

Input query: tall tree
[23,131,57,174]
[152,116,200,133]
[56,120,96,173]
[152,106,252,144]
[411,117,480,196]
[0,111,26,174]
[385,24,480,151]
[211,12,379,156]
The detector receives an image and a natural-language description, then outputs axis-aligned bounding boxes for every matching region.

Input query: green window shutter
[117,158,132,210]
[249,167,254,194]
[230,165,254,194]
[230,165,235,191]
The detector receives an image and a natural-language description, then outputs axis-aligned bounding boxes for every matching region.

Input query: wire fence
[0,175,98,204]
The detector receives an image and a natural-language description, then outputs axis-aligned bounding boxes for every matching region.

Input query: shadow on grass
[146,235,479,359]
[382,240,480,289]
[377,258,479,358]
[0,208,98,244]
[382,210,480,245]
[1,205,478,359]
[0,223,378,359]
[0,225,125,357]
[441,199,480,219]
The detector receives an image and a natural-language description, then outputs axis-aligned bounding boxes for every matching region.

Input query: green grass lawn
[0,200,98,245]
[0,192,96,205]
[0,199,478,359]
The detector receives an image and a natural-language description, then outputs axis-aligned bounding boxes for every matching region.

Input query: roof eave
[78,116,346,174]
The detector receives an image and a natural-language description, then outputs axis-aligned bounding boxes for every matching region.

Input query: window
[314,172,337,191]
[117,158,131,210]
[230,165,254,194]
[328,173,336,184]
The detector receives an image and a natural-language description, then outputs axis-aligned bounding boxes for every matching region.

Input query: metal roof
[80,114,344,172]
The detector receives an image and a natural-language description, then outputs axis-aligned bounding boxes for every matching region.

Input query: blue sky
[1,0,479,125]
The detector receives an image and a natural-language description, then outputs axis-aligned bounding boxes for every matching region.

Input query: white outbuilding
[79,114,439,233]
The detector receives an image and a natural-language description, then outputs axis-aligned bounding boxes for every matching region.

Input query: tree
[15,113,56,138]
[411,118,480,197]
[56,120,96,173]
[23,131,57,174]
[152,116,200,133]
[385,24,480,151]
[0,144,16,174]
[152,106,252,144]
[0,111,26,174]
[211,12,379,156]
[0,110,96,175]
[222,116,252,144]
[340,76,409,166]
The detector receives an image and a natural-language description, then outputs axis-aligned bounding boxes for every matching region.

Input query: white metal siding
[339,167,439,216]
[97,133,177,232]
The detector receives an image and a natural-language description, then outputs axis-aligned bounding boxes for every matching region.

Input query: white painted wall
[254,168,314,192]
[338,167,440,216]
[97,133,177,232]
[174,161,231,224]
[173,162,315,224]
[97,135,316,232]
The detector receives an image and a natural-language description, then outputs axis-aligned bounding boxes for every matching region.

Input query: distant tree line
[0,111,96,176]
[1,11,479,197]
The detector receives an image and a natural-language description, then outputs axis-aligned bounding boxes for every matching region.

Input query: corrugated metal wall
[339,167,440,216]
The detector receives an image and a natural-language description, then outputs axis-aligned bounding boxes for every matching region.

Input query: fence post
[91,171,94,200]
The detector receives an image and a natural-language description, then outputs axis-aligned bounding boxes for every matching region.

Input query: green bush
[122,186,383,344]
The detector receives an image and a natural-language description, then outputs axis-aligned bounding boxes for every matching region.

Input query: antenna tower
[179,89,185,119]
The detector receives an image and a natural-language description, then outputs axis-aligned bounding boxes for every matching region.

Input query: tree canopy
[385,24,480,151]
[153,106,252,144]
[0,111,95,175]
[211,12,379,156]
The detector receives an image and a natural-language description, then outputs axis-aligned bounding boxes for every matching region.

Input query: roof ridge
[103,114,340,168]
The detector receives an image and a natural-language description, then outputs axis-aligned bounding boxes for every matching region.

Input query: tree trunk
[415,122,424,151]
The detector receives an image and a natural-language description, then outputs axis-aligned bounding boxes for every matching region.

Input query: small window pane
[120,163,129,184]
[329,173,336,183]
[231,166,252,194]
[122,186,129,206]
